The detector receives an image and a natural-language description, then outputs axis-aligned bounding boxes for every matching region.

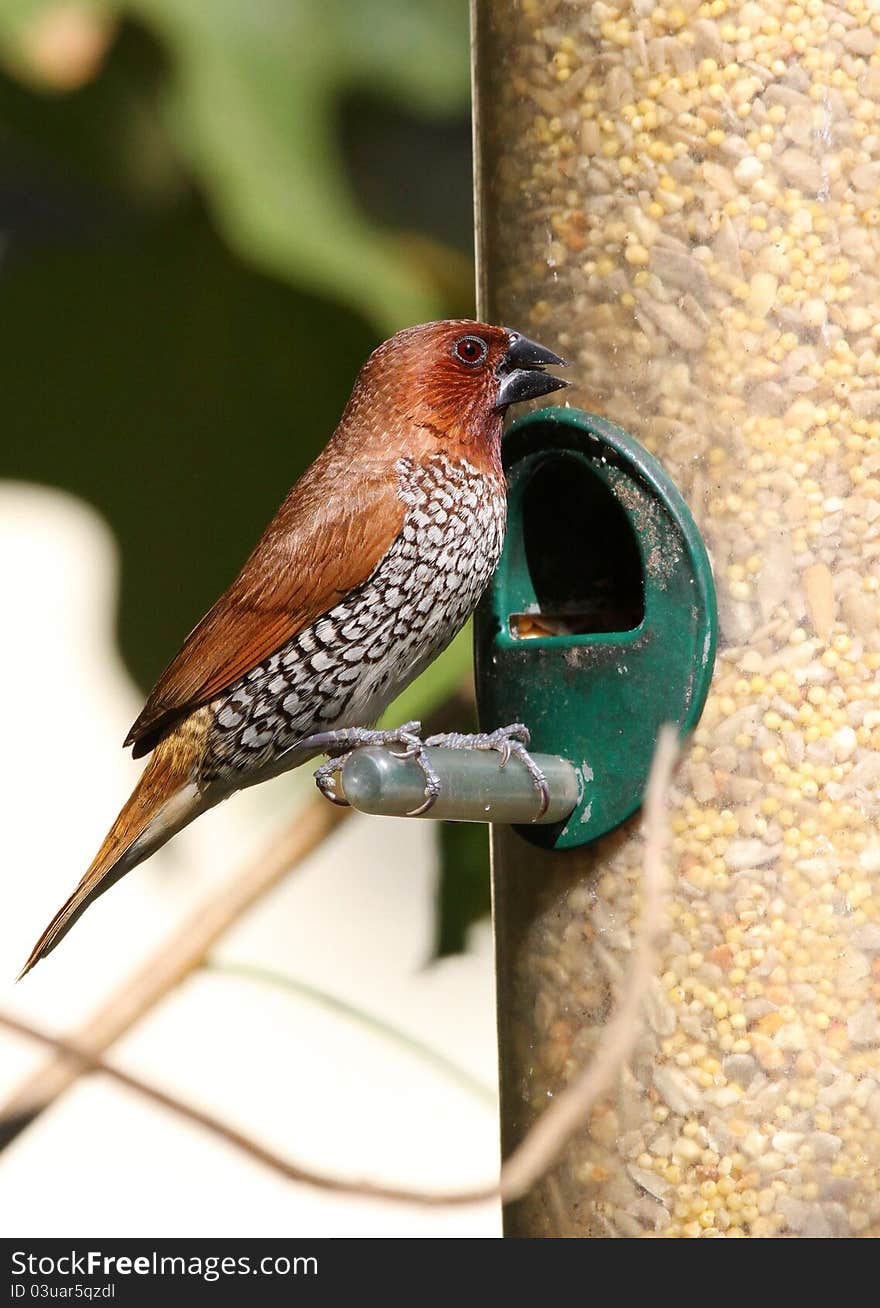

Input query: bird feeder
[476,405,716,848]
[473,0,880,1239]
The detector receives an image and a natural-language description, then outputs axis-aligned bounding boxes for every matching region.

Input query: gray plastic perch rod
[335,746,579,824]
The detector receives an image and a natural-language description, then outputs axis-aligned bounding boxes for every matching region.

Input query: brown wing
[125,459,405,756]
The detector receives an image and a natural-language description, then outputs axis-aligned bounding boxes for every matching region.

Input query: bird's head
[342,320,568,469]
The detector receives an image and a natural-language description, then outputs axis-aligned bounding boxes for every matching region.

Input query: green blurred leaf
[0,0,470,329]
[0,197,376,689]
[436,819,491,959]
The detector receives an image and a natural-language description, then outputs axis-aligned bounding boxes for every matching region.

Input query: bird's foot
[311,721,441,816]
[424,723,551,820]
[311,721,549,820]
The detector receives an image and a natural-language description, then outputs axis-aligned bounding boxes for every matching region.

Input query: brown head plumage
[345,319,515,464]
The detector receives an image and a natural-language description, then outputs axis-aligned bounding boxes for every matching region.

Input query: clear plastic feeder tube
[474,0,880,1238]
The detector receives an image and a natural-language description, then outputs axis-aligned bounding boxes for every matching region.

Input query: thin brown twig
[0,1008,496,1207]
[0,726,677,1208]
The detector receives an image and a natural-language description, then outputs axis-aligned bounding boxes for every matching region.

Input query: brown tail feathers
[19,712,212,979]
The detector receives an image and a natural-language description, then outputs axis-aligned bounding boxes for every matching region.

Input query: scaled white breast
[208,453,507,774]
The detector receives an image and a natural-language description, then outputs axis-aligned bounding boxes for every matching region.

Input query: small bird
[21,320,567,976]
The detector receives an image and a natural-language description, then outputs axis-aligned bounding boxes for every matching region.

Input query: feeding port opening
[510,453,645,639]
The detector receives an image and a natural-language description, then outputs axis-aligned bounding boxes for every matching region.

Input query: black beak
[495,331,569,412]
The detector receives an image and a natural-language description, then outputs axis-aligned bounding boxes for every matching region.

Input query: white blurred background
[0,483,501,1237]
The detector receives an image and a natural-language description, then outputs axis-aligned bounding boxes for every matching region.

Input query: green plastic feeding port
[474,406,717,850]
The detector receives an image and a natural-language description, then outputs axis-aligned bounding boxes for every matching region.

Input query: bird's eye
[453,335,488,366]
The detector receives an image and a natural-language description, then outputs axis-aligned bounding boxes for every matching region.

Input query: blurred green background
[0,0,488,954]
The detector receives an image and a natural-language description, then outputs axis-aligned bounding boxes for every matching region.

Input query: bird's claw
[396,733,442,816]
[313,765,350,807]
[312,721,441,814]
[404,768,441,817]
[425,722,550,821]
